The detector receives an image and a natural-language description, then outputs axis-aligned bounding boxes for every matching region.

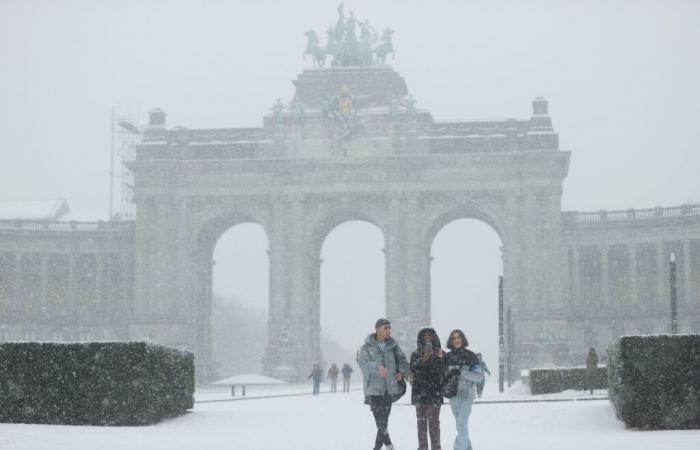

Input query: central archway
[319,220,385,371]
[430,218,503,390]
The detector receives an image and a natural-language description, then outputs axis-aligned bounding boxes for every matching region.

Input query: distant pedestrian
[409,327,445,450]
[444,329,483,450]
[585,347,598,395]
[328,363,340,393]
[308,363,323,396]
[342,363,354,392]
[358,318,409,450]
[475,353,491,398]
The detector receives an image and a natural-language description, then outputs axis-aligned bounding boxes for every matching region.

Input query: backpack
[389,346,407,403]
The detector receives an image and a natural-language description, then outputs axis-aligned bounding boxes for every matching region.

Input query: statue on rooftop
[271,99,285,126]
[303,30,326,68]
[374,27,395,65]
[359,19,377,65]
[303,4,395,67]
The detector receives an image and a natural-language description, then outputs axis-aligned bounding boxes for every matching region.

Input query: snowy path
[1,389,698,450]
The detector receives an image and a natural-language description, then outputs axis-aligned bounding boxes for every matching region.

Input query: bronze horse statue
[304,30,327,68]
[373,27,394,65]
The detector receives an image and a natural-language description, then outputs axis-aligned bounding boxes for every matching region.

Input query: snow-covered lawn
[1,384,698,450]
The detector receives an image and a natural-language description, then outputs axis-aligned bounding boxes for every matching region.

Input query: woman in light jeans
[444,329,483,450]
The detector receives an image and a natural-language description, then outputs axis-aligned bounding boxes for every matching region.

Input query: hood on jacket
[416,327,442,349]
[365,333,397,349]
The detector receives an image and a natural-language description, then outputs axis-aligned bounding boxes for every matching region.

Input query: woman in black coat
[409,327,445,450]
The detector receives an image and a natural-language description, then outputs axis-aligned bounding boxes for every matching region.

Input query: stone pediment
[291,65,409,108]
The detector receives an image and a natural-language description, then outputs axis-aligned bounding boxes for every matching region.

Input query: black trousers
[369,393,393,449]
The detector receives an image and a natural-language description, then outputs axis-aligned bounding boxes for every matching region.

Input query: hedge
[0,342,194,426]
[529,366,607,395]
[608,334,700,429]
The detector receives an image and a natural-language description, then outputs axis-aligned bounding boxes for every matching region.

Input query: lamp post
[669,251,678,334]
[498,275,504,393]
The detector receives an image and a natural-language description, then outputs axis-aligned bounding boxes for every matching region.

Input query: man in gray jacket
[358,318,409,450]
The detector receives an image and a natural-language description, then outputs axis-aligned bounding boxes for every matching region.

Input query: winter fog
[1,1,700,447]
[3,0,698,377]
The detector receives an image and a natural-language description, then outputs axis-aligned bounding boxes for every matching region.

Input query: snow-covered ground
[1,383,698,450]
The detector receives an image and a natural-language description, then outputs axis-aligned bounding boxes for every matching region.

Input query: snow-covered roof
[0,199,69,221]
[59,212,110,222]
[210,374,286,385]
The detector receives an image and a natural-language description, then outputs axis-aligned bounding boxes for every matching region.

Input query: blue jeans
[449,396,474,450]
[313,381,320,395]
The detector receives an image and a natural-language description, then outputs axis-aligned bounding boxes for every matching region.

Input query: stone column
[420,254,433,322]
[173,196,191,316]
[68,253,77,318]
[656,241,666,305]
[12,253,22,317]
[288,195,313,376]
[310,256,322,364]
[501,194,520,376]
[502,195,520,309]
[545,187,567,311]
[405,194,422,316]
[95,254,104,313]
[121,249,135,337]
[40,254,48,316]
[289,196,306,314]
[133,195,157,317]
[628,242,638,305]
[385,193,423,347]
[682,240,692,309]
[268,197,287,320]
[600,246,610,306]
[520,191,538,311]
[385,195,405,319]
[570,246,581,306]
[263,196,293,377]
[404,194,426,345]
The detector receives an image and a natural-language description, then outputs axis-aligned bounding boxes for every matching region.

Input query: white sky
[2,0,699,370]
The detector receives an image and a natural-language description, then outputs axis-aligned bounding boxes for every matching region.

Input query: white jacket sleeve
[461,363,484,383]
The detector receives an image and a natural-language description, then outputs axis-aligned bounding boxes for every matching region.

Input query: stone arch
[298,201,389,366]
[192,201,272,259]
[306,201,389,259]
[420,197,508,253]
[186,200,272,381]
[419,195,514,381]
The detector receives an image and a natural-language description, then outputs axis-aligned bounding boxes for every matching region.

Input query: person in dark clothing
[358,318,409,450]
[328,363,340,392]
[308,363,322,395]
[341,363,354,392]
[444,329,483,450]
[585,347,598,394]
[409,327,445,450]
[475,353,491,398]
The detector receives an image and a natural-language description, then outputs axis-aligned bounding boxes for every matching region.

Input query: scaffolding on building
[111,107,142,221]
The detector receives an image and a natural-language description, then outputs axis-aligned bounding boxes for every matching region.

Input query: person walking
[444,329,483,450]
[308,363,323,396]
[358,318,409,450]
[585,347,598,395]
[341,363,354,392]
[409,327,445,450]
[474,353,491,398]
[328,363,340,393]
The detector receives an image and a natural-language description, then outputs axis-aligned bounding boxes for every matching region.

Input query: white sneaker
[384,445,394,450]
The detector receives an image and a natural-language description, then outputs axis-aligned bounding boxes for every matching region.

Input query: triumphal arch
[1,10,699,382]
[127,12,570,380]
